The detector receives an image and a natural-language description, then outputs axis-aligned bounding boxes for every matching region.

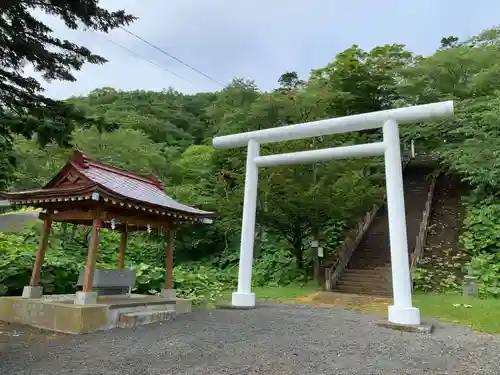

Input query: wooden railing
[324,155,412,291]
[324,204,380,290]
[409,172,438,289]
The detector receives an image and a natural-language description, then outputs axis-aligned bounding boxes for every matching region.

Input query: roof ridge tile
[71,150,162,190]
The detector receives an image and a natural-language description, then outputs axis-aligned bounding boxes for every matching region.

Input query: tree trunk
[254,224,263,258]
[295,248,303,269]
[292,235,303,270]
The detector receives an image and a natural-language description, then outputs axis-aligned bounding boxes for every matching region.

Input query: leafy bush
[461,198,500,254]
[412,267,434,292]
[173,265,227,303]
[0,214,336,303]
[459,197,500,298]
[470,252,500,297]
[0,231,82,295]
[0,229,232,305]
[413,251,465,293]
[131,263,229,304]
[252,247,304,287]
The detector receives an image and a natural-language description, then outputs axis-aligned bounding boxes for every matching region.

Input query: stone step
[349,258,390,269]
[349,263,392,268]
[117,309,175,329]
[350,256,390,260]
[343,268,392,275]
[330,164,435,297]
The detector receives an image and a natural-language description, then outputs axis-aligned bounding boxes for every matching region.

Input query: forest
[2,5,500,303]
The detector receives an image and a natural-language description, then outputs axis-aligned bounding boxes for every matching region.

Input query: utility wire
[120,26,226,88]
[104,38,211,92]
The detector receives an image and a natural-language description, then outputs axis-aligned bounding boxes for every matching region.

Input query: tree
[277,71,305,91]
[12,127,168,190]
[208,79,384,269]
[0,1,135,147]
[166,145,241,262]
[207,78,260,138]
[440,36,459,49]
[310,44,414,117]
[68,88,196,148]
[397,27,500,193]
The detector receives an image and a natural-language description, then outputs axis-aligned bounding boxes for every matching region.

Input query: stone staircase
[331,161,435,296]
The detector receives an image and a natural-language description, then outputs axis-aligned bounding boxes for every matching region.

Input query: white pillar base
[231,292,255,307]
[388,305,420,325]
[161,289,176,300]
[74,291,98,305]
[22,286,43,299]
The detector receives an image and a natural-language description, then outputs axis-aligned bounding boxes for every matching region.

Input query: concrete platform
[0,294,192,334]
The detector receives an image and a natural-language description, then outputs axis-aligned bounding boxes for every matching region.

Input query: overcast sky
[26,0,500,99]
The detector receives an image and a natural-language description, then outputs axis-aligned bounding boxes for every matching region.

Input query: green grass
[252,283,320,300]
[414,293,500,333]
[217,285,500,334]
[218,282,320,304]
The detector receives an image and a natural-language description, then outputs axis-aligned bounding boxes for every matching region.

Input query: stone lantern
[463,265,478,297]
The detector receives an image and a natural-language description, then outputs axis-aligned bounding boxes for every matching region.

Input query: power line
[104,38,211,92]
[120,26,225,88]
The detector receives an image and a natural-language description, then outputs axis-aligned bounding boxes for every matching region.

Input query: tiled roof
[75,162,212,216]
[1,151,213,218]
[71,153,213,216]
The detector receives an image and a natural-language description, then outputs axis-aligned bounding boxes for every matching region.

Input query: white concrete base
[161,289,176,300]
[231,292,255,307]
[74,291,98,305]
[388,305,420,325]
[22,286,43,299]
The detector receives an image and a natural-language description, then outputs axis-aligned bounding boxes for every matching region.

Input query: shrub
[0,229,232,304]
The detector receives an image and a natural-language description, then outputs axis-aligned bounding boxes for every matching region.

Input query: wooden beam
[39,210,175,230]
[29,212,53,286]
[164,230,175,289]
[102,212,174,230]
[40,209,101,222]
[82,217,101,292]
[118,231,128,270]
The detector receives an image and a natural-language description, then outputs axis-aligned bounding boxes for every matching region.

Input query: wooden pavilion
[0,150,214,305]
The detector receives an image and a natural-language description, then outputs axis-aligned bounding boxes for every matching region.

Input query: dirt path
[297,291,391,314]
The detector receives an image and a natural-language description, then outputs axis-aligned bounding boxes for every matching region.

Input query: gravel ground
[1,303,499,374]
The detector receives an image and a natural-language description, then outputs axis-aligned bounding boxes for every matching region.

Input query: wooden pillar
[82,218,101,292]
[29,213,53,287]
[118,231,128,270]
[164,229,175,289]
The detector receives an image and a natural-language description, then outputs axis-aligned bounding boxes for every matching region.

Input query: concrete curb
[376,320,435,334]
[215,302,257,310]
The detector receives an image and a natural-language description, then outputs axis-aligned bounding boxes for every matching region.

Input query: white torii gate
[212,101,454,325]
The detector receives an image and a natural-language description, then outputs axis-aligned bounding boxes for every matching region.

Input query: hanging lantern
[147,224,151,234]
[111,218,116,230]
